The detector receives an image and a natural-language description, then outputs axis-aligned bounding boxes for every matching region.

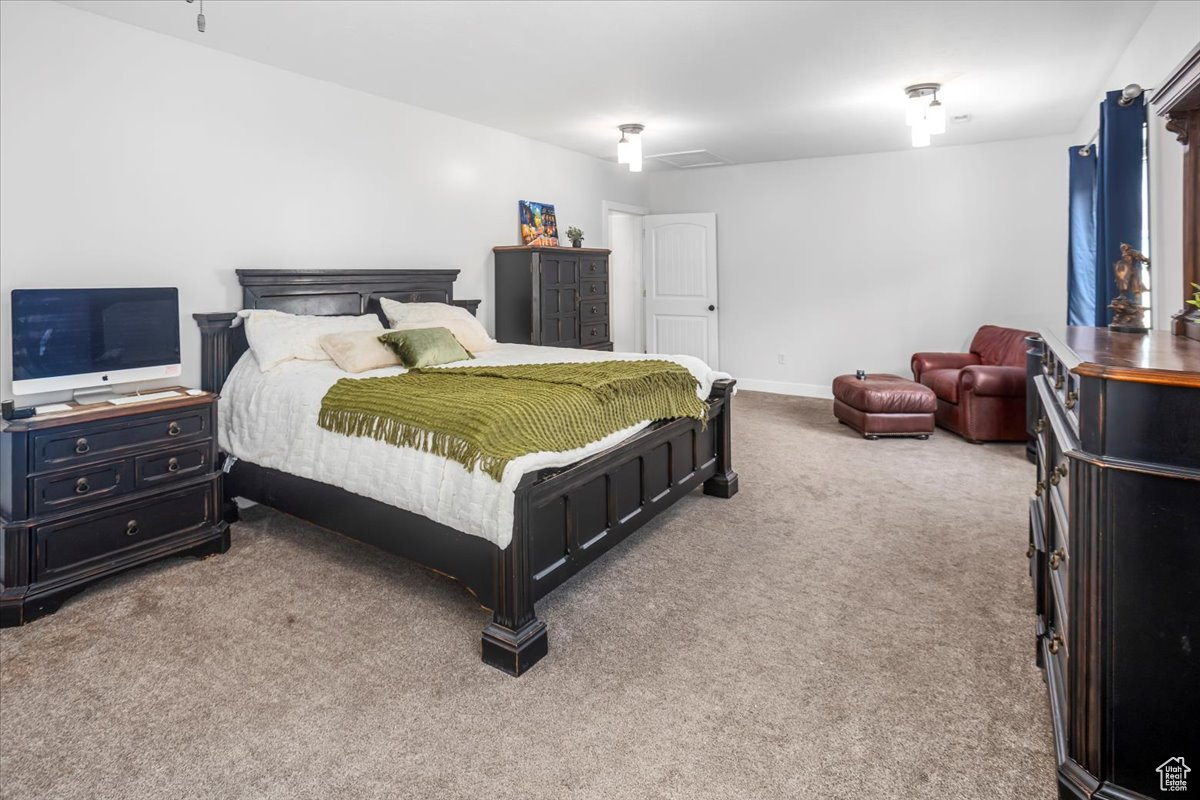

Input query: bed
[194,268,738,675]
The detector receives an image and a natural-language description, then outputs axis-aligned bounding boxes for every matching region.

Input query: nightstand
[0,389,231,626]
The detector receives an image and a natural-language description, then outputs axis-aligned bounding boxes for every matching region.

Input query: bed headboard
[193,269,481,393]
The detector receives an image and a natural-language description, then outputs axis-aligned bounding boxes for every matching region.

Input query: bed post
[481,473,548,676]
[192,312,241,394]
[703,378,739,499]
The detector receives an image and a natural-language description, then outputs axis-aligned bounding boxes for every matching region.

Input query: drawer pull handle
[589,264,597,271]
[1054,374,1064,390]
[1049,634,1063,655]
[1049,471,1061,486]
[1050,548,1066,570]
[1034,417,1045,434]
[167,457,180,473]
[591,306,598,314]
[1064,391,1077,410]
[167,421,182,437]
[75,478,90,495]
[126,520,139,537]
[591,328,598,336]
[1055,464,1068,479]
[1026,544,1035,559]
[1035,480,1046,497]
[75,437,90,454]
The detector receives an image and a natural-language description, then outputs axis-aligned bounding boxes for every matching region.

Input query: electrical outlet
[777,353,786,365]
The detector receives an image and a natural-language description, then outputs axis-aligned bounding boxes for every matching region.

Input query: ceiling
[59,0,1155,165]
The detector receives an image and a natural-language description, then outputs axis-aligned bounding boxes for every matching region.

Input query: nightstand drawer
[33,460,131,515]
[35,483,216,581]
[581,322,609,345]
[33,407,211,471]
[136,445,210,488]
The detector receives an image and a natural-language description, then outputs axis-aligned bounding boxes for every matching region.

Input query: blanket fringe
[318,407,509,481]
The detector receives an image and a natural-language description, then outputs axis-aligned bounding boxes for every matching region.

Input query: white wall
[1070,0,1198,331]
[646,136,1070,396]
[0,0,645,402]
[605,209,645,353]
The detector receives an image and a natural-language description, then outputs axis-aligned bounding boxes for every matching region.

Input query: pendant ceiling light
[184,0,206,32]
[617,124,644,173]
[904,83,944,148]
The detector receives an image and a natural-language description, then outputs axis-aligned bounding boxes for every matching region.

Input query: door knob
[707,304,716,311]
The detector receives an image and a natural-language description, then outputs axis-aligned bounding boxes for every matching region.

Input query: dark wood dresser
[1,390,230,626]
[1026,328,1199,799]
[493,245,613,351]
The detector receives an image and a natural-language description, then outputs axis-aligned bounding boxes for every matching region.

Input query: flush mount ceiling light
[904,83,945,148]
[617,124,645,173]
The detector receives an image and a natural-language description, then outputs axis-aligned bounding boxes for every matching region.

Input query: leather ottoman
[832,373,936,439]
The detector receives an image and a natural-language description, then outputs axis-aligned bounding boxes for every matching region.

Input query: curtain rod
[1078,85,1153,156]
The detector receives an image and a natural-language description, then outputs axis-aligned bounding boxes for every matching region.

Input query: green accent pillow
[378,327,472,368]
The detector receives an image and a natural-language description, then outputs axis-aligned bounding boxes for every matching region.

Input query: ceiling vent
[648,149,730,169]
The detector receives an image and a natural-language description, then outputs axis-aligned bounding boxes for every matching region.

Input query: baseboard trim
[735,379,833,399]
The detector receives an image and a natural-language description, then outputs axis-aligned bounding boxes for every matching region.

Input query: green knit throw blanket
[318,360,707,481]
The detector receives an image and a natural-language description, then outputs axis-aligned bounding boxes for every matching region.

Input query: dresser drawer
[580,279,608,299]
[33,407,211,471]
[581,322,609,345]
[581,299,608,321]
[581,258,608,278]
[136,444,210,489]
[32,460,131,515]
[34,483,216,581]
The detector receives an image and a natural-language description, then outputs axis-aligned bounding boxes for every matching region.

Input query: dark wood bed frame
[194,268,738,675]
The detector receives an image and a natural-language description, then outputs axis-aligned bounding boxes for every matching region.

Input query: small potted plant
[566,227,584,248]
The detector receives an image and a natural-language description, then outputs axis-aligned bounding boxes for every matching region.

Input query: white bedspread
[219,343,728,549]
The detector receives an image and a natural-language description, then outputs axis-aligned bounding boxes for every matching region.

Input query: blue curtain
[1067,147,1097,326]
[1067,90,1146,327]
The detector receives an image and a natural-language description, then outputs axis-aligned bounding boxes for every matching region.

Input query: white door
[642,213,719,367]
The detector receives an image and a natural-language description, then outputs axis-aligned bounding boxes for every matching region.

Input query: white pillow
[379,298,494,353]
[319,330,403,373]
[239,309,384,371]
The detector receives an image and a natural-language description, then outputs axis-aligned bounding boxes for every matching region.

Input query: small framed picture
[518,200,558,246]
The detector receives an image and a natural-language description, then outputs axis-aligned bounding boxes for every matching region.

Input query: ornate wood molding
[1152,44,1200,335]
[1165,114,1189,145]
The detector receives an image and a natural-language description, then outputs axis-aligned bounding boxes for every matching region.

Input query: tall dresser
[493,245,613,351]
[1026,327,1199,799]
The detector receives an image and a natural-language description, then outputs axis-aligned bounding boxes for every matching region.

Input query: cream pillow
[239,309,384,371]
[319,330,403,373]
[379,298,494,353]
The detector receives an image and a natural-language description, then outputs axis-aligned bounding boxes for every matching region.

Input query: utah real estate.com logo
[1159,757,1191,792]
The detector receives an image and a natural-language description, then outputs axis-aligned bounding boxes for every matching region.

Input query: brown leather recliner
[911,325,1034,443]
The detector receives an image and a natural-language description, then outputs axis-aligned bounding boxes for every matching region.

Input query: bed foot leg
[704,379,738,499]
[703,471,739,498]
[481,618,548,676]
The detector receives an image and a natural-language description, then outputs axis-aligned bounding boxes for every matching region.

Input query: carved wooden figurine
[1108,242,1151,333]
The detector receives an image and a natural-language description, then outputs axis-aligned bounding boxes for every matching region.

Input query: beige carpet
[0,392,1054,800]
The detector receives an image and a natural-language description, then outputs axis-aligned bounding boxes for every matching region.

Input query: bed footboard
[482,379,738,675]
